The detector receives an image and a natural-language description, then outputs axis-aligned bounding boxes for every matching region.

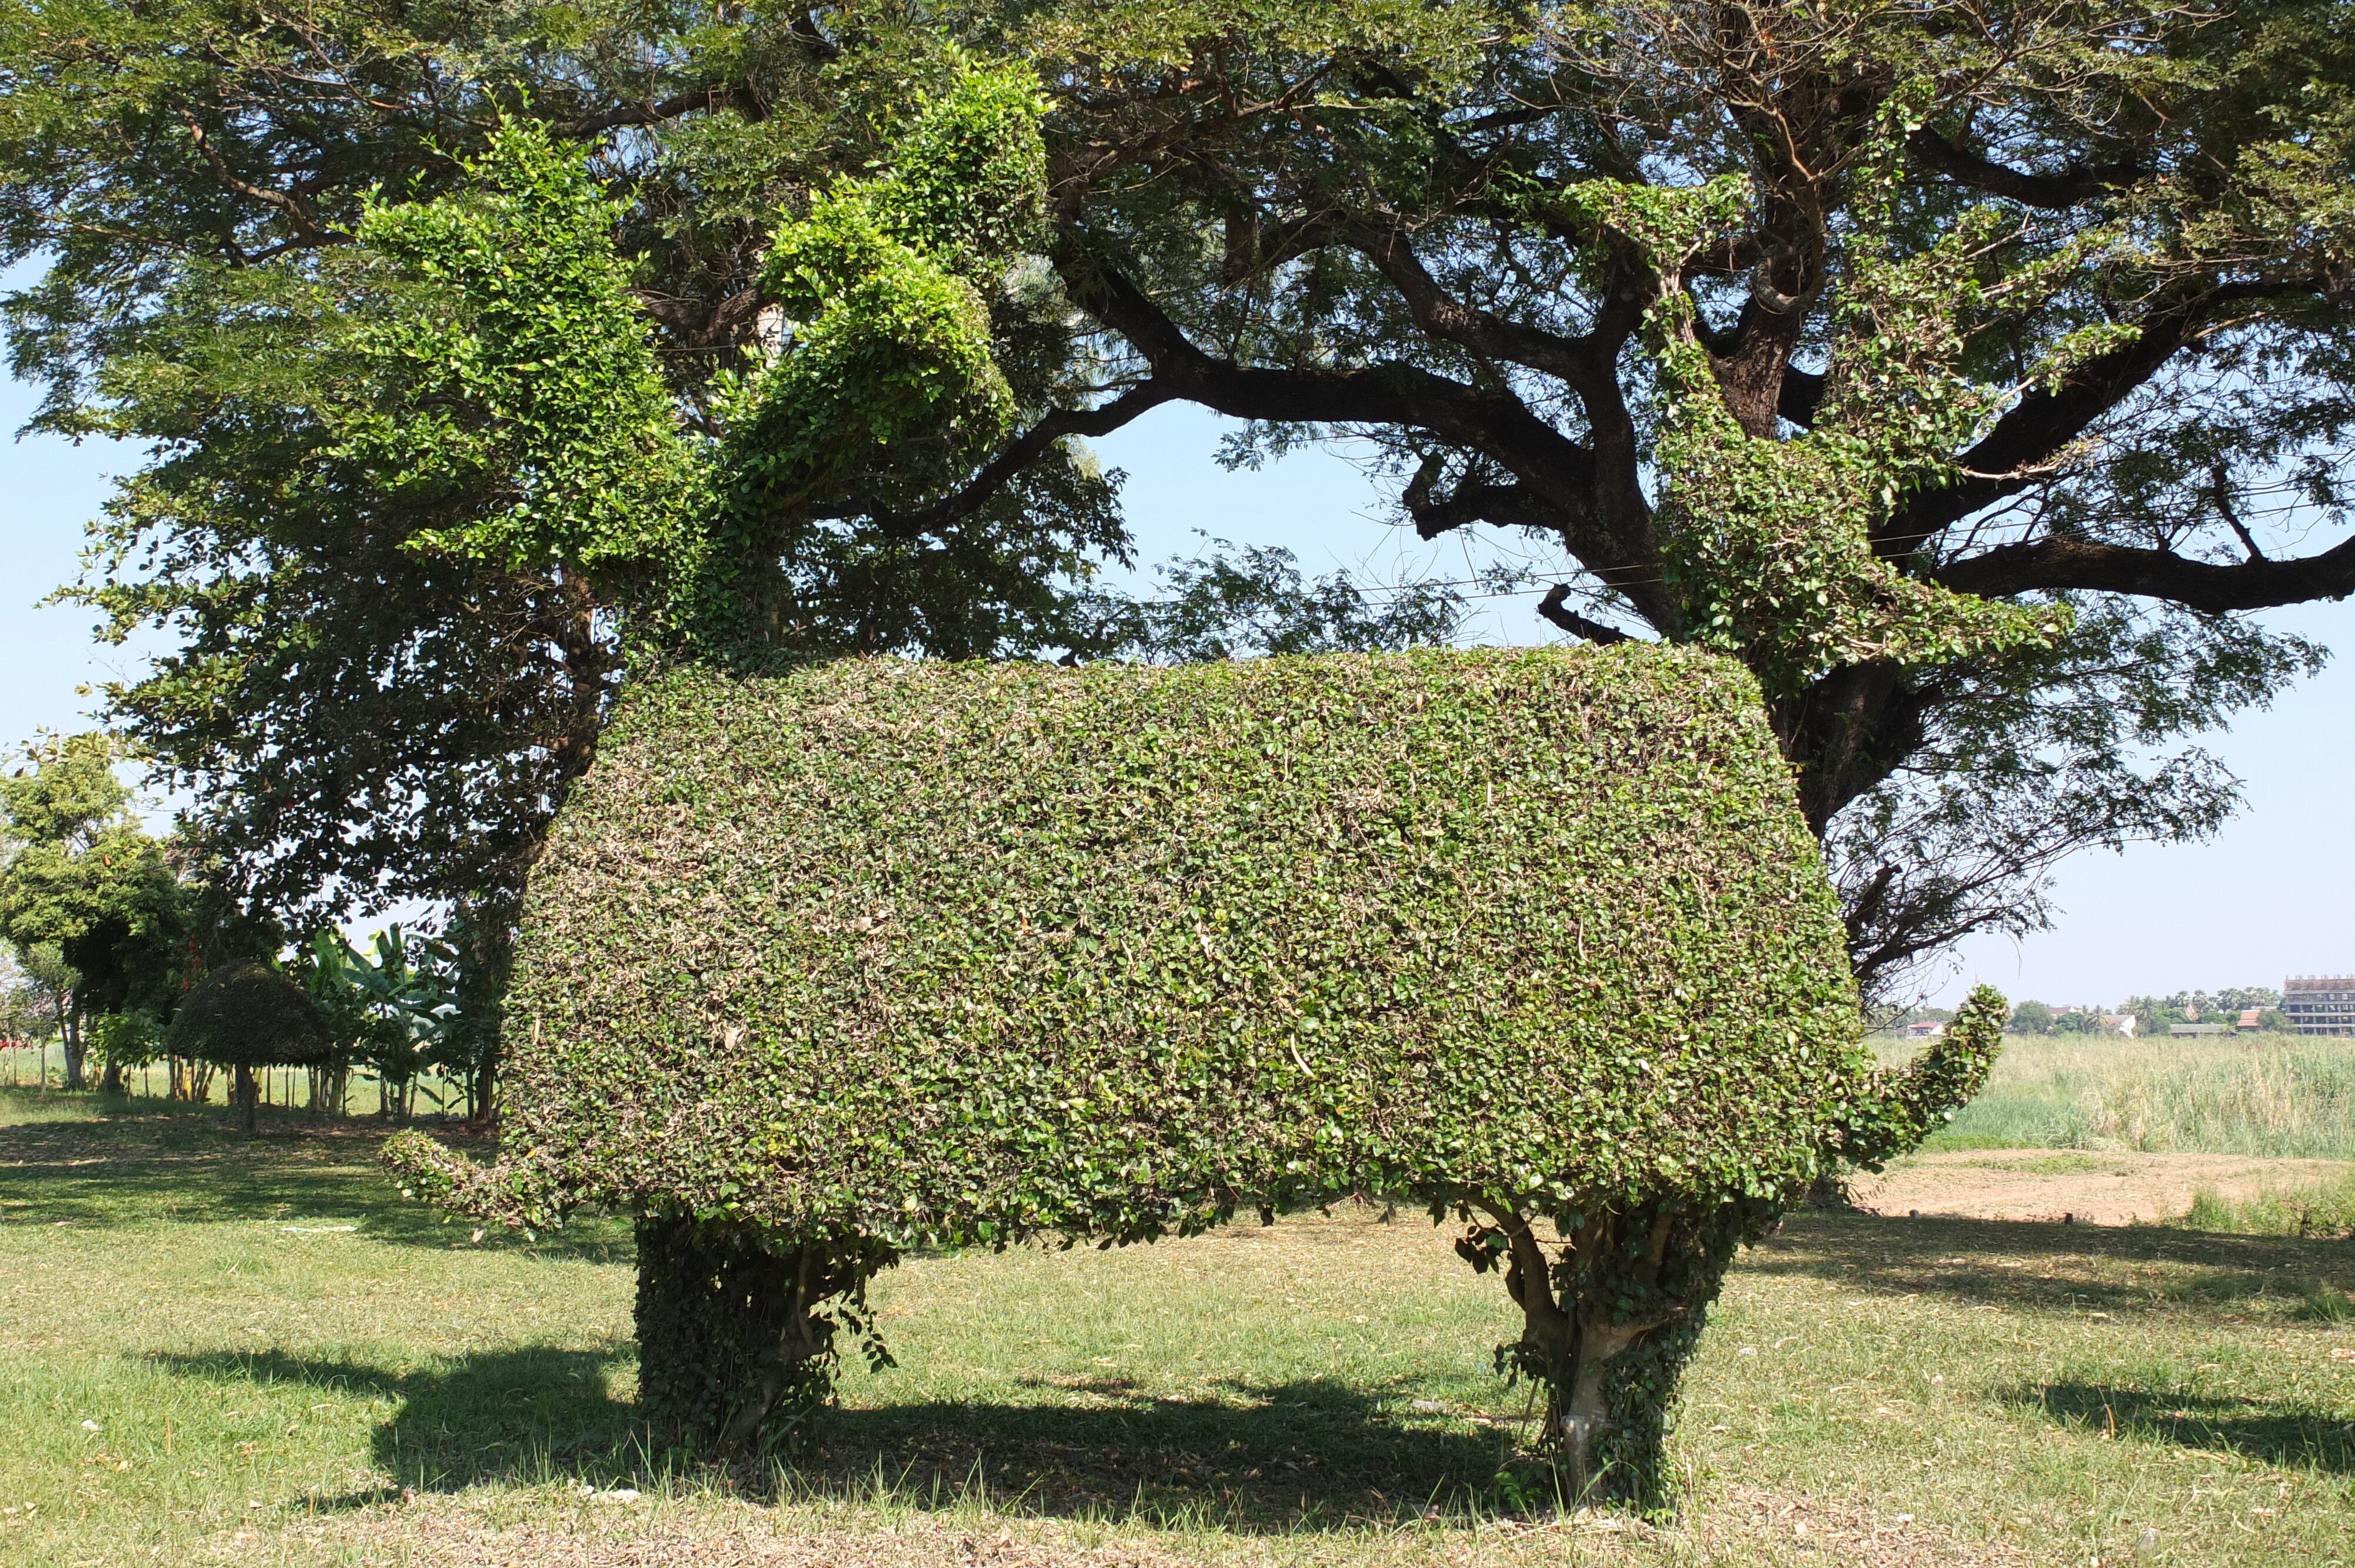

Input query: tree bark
[234,1062,257,1137]
[60,1010,86,1091]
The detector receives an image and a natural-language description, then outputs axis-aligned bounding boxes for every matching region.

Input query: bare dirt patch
[1848,1149,2355,1225]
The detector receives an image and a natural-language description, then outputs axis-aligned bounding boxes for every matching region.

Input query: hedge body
[486,644,1867,1238]
[165,961,333,1069]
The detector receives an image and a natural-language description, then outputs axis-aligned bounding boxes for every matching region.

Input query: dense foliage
[164,959,330,1069]
[19,24,1127,951]
[291,925,490,1119]
[393,644,1998,1494]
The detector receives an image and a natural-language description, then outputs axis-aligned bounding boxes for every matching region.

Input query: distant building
[1902,1020,1945,1041]
[2238,1008,2263,1031]
[2282,976,2355,1037]
[2170,1023,2230,1037]
[2103,1014,2138,1038]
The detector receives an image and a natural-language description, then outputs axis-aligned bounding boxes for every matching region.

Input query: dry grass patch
[1909,1032,2355,1160]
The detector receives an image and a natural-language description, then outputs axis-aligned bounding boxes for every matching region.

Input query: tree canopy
[164,959,330,1070]
[164,957,332,1131]
[6,0,2352,996]
[1006,0,2355,997]
[13,16,1131,935]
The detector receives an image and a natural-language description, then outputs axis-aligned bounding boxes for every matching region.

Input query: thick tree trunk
[99,1058,123,1095]
[1772,662,1928,838]
[60,1012,86,1091]
[234,1063,257,1137]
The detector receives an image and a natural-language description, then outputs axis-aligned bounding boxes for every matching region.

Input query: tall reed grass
[2182,1173,2355,1243]
[1881,1031,2355,1160]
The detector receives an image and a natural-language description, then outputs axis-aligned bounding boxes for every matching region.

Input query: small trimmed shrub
[392,645,1998,1501]
[166,961,333,1135]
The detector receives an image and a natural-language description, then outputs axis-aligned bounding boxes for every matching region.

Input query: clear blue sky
[5,374,2347,1010]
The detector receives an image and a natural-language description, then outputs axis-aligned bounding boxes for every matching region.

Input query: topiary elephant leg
[1477,1200,1754,1509]
[635,1214,797,1447]
[633,1215,892,1455]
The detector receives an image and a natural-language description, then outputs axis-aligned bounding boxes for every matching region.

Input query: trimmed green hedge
[394,645,1995,1494]
[166,961,331,1069]
[168,960,333,1136]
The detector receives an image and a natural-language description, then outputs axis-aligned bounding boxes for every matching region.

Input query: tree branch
[1906,129,2145,210]
[1536,584,1634,644]
[1059,244,1590,466]
[175,108,351,248]
[1341,215,1611,386]
[1056,242,1684,626]
[817,381,1178,537]
[1934,531,2355,612]
[1880,282,2289,551]
[2209,462,2268,563]
[1401,463,1583,540]
[1474,1200,1570,1343]
[558,88,747,138]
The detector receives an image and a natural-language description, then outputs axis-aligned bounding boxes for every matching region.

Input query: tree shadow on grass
[154,1347,1517,1530]
[2006,1380,2354,1473]
[1745,1211,2354,1317]
[0,1111,629,1260]
[799,1378,1515,1528]
[155,1345,646,1503]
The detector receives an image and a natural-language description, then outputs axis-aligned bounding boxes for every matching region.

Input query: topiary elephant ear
[166,961,334,1069]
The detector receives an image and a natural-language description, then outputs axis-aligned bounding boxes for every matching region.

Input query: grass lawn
[1,1086,2350,1566]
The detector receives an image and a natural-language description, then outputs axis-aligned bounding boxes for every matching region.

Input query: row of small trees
[2002,992,2292,1036]
[0,732,495,1119]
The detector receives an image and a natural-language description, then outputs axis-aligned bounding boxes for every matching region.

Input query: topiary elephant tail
[1831,984,2006,1171]
[383,1129,565,1234]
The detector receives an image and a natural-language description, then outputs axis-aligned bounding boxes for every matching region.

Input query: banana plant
[299,926,458,1119]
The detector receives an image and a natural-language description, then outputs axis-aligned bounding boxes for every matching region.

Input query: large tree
[6,4,1131,945]
[8,0,2353,1002]
[990,0,2355,1001]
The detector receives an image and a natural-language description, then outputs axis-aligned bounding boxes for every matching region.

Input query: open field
[1908,1031,2355,1161]
[1872,1031,2355,1239]
[2,1086,2351,1567]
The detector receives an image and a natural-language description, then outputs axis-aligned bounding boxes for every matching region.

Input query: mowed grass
[1899,1031,2355,1161]
[0,1087,2350,1566]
